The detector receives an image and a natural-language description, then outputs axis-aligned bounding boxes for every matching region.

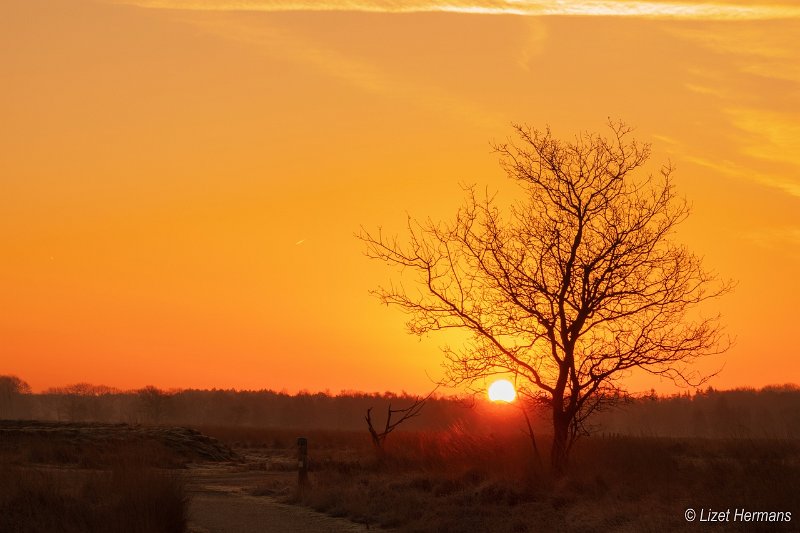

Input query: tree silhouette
[137,386,171,424]
[0,375,31,419]
[360,121,732,473]
[365,389,435,462]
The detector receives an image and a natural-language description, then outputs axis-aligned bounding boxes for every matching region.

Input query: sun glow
[488,379,517,403]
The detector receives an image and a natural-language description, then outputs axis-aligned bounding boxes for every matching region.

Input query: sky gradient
[1,0,798,394]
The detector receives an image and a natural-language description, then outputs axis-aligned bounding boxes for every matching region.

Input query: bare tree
[365,391,434,461]
[137,385,170,424]
[47,383,118,422]
[0,375,32,419]
[360,121,731,473]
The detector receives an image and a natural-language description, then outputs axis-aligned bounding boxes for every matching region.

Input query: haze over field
[1,0,798,393]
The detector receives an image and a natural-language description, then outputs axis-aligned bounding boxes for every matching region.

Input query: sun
[488,379,516,403]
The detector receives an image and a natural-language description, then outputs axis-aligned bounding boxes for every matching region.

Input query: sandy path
[186,465,376,533]
[188,492,372,533]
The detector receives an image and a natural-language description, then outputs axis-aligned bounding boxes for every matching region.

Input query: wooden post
[297,437,308,492]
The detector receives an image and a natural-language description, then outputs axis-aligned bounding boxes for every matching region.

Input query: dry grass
[204,426,800,532]
[0,462,188,533]
[0,422,198,533]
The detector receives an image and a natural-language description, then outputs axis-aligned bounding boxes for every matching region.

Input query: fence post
[297,437,309,492]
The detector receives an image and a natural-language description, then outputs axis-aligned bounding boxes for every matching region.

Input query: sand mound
[0,420,238,464]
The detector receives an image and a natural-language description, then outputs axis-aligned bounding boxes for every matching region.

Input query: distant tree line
[1,375,799,438]
[592,384,800,438]
[0,376,478,431]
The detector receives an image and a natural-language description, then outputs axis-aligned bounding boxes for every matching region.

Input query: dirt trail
[186,465,377,533]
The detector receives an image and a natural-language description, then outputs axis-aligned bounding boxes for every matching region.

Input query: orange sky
[1,0,799,394]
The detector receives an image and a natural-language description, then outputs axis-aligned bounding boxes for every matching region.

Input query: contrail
[108,0,800,20]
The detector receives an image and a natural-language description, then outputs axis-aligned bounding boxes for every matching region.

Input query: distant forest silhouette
[1,376,799,439]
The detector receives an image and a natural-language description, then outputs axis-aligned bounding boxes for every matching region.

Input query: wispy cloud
[184,17,505,128]
[742,226,800,250]
[670,26,800,84]
[666,30,800,201]
[109,0,800,20]
[685,155,800,199]
[726,108,800,168]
